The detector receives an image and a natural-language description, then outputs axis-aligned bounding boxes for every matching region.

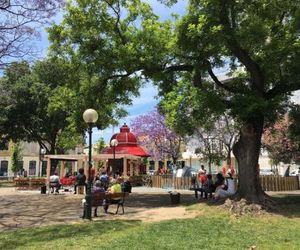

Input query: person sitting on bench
[92,181,106,217]
[49,172,61,194]
[214,170,236,200]
[103,177,123,213]
[198,174,214,199]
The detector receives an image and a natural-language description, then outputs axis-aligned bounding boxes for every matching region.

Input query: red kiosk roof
[102,124,150,157]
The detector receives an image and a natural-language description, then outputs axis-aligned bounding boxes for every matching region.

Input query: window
[149,160,155,170]
[0,160,8,176]
[17,161,24,175]
[29,161,36,176]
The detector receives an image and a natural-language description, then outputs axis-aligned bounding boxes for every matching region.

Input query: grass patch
[272,194,300,217]
[0,198,299,250]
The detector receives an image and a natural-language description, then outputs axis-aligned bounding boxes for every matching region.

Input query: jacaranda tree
[130,109,183,163]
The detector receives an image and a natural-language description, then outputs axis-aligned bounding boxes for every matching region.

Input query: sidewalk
[0,187,299,232]
[0,187,196,232]
[132,186,194,194]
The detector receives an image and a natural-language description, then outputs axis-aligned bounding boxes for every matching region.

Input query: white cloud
[291,90,300,104]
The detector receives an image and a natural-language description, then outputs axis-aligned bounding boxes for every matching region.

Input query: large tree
[130,109,183,163]
[48,0,300,203]
[0,0,64,68]
[0,60,83,154]
[159,0,299,203]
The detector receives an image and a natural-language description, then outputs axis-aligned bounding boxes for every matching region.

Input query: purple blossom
[130,109,182,162]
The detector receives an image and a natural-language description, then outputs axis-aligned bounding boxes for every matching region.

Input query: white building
[0,142,43,177]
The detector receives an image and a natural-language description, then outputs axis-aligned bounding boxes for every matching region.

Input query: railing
[260,176,299,191]
[151,175,191,190]
[151,175,299,191]
[14,178,46,190]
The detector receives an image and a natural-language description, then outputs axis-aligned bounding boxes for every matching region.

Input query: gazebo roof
[102,124,150,157]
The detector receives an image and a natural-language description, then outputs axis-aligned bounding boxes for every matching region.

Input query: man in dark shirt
[74,168,86,194]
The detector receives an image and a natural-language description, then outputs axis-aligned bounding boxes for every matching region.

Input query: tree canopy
[0,60,82,153]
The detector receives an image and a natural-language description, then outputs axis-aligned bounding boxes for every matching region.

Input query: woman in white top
[214,171,236,199]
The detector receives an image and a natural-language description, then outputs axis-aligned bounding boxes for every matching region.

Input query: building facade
[0,142,46,177]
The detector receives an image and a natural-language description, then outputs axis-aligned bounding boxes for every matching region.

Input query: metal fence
[151,175,299,191]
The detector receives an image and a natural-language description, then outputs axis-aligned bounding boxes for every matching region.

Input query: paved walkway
[0,187,195,232]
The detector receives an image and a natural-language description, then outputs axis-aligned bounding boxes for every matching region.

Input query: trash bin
[170,191,180,205]
[78,186,84,195]
[41,185,47,194]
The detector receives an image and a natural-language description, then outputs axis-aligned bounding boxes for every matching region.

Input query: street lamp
[39,148,46,177]
[83,108,98,220]
[110,138,118,177]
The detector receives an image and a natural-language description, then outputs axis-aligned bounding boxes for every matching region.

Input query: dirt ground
[0,187,200,232]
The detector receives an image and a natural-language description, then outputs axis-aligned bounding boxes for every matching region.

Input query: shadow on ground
[0,188,197,232]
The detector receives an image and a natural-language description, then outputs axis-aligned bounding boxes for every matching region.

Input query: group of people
[92,177,124,215]
[194,165,236,200]
[50,168,131,215]
[81,176,126,217]
[49,168,131,195]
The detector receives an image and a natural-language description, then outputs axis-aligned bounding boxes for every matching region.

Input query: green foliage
[0,60,83,153]
[47,0,174,126]
[95,137,106,154]
[9,142,23,174]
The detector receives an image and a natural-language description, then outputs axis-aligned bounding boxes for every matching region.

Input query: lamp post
[110,138,118,177]
[39,148,46,177]
[83,108,98,220]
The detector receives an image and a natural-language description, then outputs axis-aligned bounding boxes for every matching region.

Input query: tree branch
[206,62,240,93]
[265,81,300,99]
[104,0,127,45]
[164,64,194,72]
[219,0,265,94]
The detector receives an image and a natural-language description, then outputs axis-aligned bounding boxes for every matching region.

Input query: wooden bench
[190,186,214,199]
[83,192,129,217]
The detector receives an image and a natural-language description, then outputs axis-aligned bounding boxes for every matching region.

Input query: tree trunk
[226,149,232,165]
[233,117,266,203]
[208,158,212,173]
